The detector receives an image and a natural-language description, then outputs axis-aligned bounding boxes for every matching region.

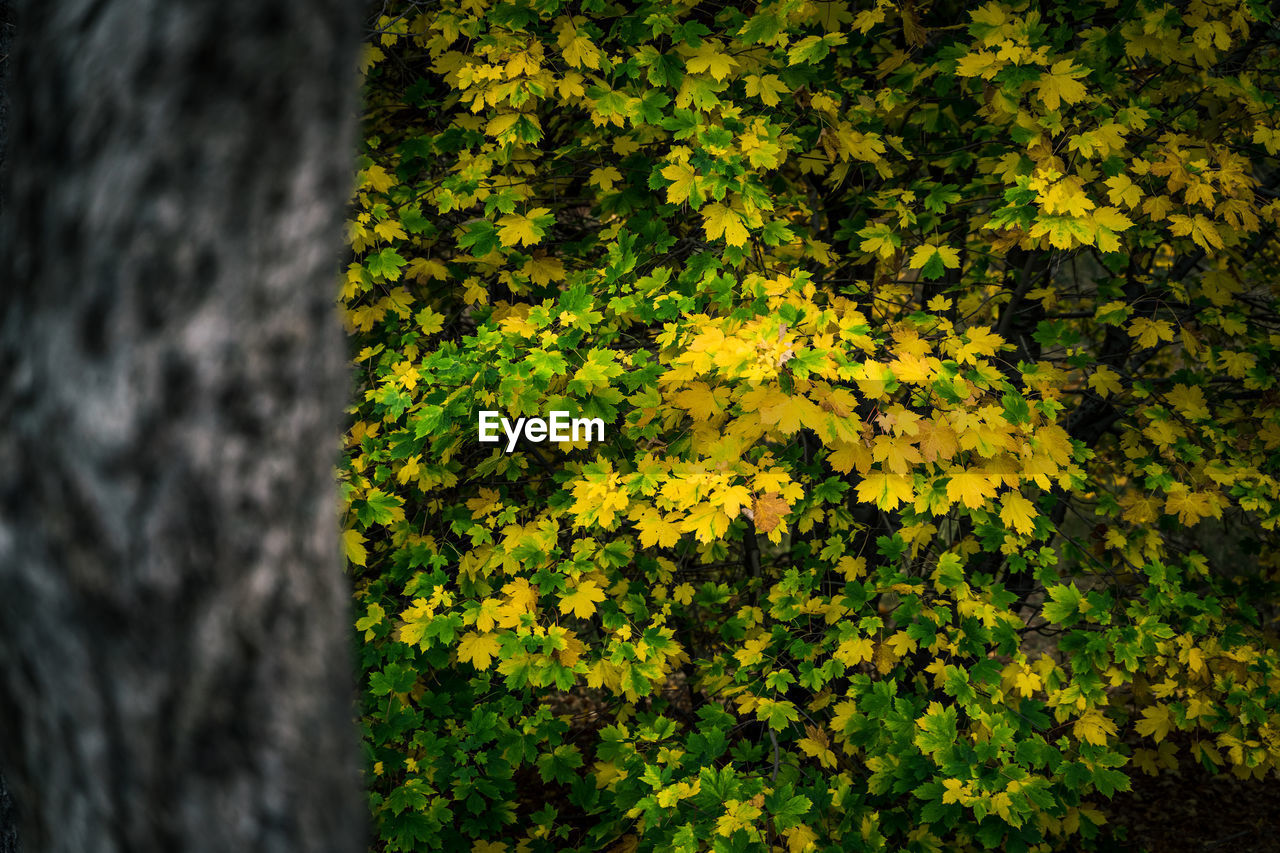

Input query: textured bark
[0,774,15,853]
[0,2,363,852]
[0,4,19,850]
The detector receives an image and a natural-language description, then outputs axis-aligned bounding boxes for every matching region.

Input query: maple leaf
[1090,206,1134,252]
[1036,59,1088,112]
[496,207,552,247]
[457,631,502,670]
[946,468,999,509]
[955,50,1001,79]
[827,441,871,474]
[686,40,738,81]
[660,160,697,205]
[1088,365,1123,397]
[744,73,788,106]
[702,203,750,247]
[1168,213,1225,251]
[1167,383,1210,420]
[751,492,790,533]
[681,502,732,543]
[559,30,601,69]
[559,580,607,619]
[1165,485,1220,526]
[1073,709,1117,747]
[856,471,914,510]
[1128,317,1175,349]
[916,419,959,463]
[361,164,395,193]
[373,219,408,242]
[674,382,723,420]
[871,434,922,475]
[1105,174,1143,208]
[1014,668,1042,698]
[590,165,623,191]
[908,244,960,280]
[835,636,874,666]
[1135,704,1172,743]
[858,223,900,258]
[757,389,817,434]
[999,490,1037,535]
[716,483,753,518]
[343,529,368,567]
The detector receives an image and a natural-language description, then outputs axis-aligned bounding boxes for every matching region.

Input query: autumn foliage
[342,1,1280,850]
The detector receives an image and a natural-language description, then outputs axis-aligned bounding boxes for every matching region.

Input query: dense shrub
[341,1,1280,850]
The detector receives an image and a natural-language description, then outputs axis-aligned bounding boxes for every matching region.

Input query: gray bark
[1,4,19,851]
[0,2,364,852]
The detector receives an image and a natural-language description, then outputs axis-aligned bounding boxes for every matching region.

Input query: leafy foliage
[342,1,1280,850]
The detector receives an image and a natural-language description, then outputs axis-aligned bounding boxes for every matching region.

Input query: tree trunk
[0,2,364,851]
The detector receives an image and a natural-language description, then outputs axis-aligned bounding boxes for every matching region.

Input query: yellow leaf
[485,112,520,139]
[681,502,733,543]
[1127,317,1175,349]
[660,160,696,205]
[1167,383,1209,420]
[955,50,1001,79]
[560,580,607,619]
[1014,668,1042,698]
[635,507,683,548]
[941,778,968,805]
[1073,709,1117,747]
[1105,174,1143,208]
[502,577,539,615]
[457,631,502,670]
[757,391,819,435]
[496,208,551,247]
[1135,704,1172,743]
[462,276,489,305]
[1164,485,1220,526]
[744,73,788,106]
[716,483,753,518]
[856,471,915,510]
[835,636,875,666]
[946,468,999,510]
[559,31,601,69]
[797,735,837,769]
[344,529,368,567]
[374,219,408,242]
[838,555,866,581]
[827,441,872,475]
[1168,213,1225,251]
[1000,491,1037,535]
[908,243,960,272]
[590,166,623,191]
[702,203,750,247]
[1036,59,1088,112]
[362,164,395,193]
[1142,194,1174,221]
[524,255,566,285]
[406,257,449,282]
[1088,365,1123,397]
[686,40,738,81]
[871,434,922,475]
[1089,205,1134,252]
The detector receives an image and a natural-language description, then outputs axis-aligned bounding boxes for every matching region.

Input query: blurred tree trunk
[1,3,18,851]
[0,2,363,851]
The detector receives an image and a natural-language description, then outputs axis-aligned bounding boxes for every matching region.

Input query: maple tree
[344,1,1280,850]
